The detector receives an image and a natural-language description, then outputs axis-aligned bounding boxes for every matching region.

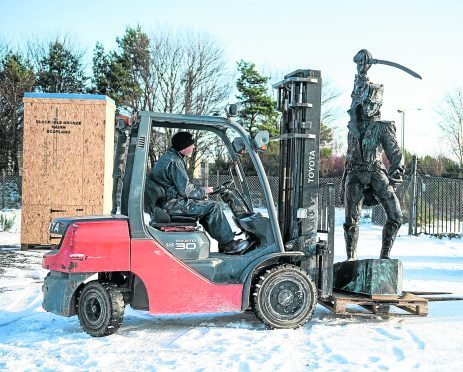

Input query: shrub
[0,213,16,232]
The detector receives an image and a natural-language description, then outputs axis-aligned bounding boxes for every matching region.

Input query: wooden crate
[21,93,116,248]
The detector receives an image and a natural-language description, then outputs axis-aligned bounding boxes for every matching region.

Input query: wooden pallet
[318,291,428,316]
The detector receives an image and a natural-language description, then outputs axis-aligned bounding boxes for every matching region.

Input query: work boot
[380,219,401,259]
[344,224,359,261]
[221,239,251,255]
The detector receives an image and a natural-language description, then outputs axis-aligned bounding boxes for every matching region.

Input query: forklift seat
[144,176,197,228]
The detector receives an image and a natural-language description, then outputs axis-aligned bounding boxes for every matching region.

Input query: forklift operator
[151,132,251,255]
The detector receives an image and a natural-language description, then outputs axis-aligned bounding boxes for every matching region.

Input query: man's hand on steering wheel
[204,186,214,194]
[203,186,214,199]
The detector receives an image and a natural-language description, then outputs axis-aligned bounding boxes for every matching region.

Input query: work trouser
[164,198,235,245]
[344,169,402,258]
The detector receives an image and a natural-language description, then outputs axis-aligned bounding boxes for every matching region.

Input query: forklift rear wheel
[77,281,125,337]
[252,264,317,329]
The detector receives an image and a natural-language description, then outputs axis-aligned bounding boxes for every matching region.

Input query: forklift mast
[274,70,322,253]
[111,116,130,214]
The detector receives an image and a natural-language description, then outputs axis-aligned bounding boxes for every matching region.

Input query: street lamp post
[397,108,423,155]
[397,109,406,155]
[397,108,423,235]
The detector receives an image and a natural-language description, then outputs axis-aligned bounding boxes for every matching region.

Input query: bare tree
[0,40,9,58]
[182,34,231,115]
[321,78,343,127]
[182,34,232,171]
[148,30,233,172]
[150,32,185,115]
[438,87,463,168]
[150,31,231,115]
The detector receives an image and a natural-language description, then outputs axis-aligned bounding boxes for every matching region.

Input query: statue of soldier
[341,49,405,261]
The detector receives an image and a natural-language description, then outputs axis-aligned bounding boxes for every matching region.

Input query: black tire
[77,281,125,337]
[252,264,317,329]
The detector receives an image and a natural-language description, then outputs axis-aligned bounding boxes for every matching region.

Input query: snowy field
[1,209,463,371]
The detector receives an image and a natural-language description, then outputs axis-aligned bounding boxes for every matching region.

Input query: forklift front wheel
[252,264,317,329]
[77,281,125,337]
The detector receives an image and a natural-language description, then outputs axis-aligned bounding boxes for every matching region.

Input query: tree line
[0,25,461,179]
[0,27,236,174]
[0,25,340,178]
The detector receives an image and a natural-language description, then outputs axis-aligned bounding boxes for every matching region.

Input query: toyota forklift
[42,69,336,337]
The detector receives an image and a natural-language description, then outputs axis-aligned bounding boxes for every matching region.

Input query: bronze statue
[341,49,421,260]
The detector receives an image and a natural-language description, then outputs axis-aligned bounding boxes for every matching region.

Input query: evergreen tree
[320,123,333,147]
[418,155,461,177]
[36,39,87,93]
[91,42,111,96]
[236,60,279,136]
[0,52,35,171]
[92,26,151,113]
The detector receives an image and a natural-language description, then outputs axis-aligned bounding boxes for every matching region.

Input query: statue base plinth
[333,259,402,296]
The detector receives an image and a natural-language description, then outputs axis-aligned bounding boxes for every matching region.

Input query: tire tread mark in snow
[408,330,425,350]
[158,323,200,347]
[0,286,43,327]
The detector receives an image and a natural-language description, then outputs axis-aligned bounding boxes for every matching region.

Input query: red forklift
[42,69,336,336]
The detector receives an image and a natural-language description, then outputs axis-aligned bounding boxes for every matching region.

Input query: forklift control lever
[209,179,234,195]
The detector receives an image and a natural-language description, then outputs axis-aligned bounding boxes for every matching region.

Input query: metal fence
[3,167,462,236]
[414,175,463,235]
[204,173,463,236]
[200,175,343,209]
[369,173,463,236]
[203,175,411,229]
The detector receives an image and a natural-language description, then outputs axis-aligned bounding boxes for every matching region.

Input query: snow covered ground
[1,209,462,371]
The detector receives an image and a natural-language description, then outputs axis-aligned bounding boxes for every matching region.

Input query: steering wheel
[209,179,234,195]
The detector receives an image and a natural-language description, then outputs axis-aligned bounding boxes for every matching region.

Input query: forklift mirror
[227,104,239,117]
[232,137,246,155]
[252,130,269,152]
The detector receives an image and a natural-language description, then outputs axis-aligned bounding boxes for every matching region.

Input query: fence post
[1,169,6,209]
[204,161,209,187]
[408,155,418,235]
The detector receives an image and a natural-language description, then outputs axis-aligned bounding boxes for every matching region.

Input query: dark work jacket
[151,147,205,202]
[346,119,404,175]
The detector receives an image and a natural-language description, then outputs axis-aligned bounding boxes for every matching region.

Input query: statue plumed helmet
[360,83,384,118]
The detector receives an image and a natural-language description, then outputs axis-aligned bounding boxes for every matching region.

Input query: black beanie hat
[172,131,194,151]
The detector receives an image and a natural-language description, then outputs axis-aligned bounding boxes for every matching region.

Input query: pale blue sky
[1,0,462,157]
